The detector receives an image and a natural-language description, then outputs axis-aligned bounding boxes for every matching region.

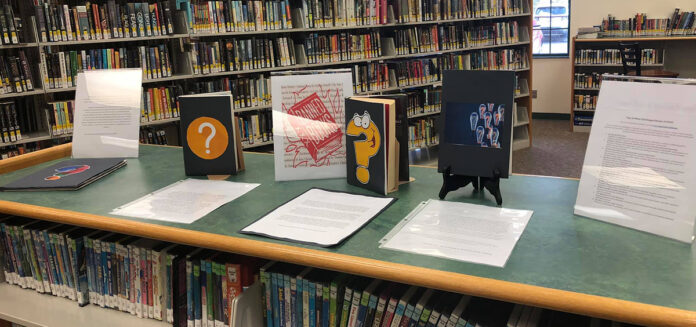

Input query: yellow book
[164,88,174,118]
[64,101,72,132]
[153,89,161,121]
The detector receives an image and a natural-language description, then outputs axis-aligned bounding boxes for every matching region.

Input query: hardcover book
[179,92,245,176]
[345,97,399,195]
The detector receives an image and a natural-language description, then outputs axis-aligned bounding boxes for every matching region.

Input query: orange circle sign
[186,117,229,160]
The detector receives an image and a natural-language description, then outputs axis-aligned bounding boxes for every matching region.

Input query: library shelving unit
[2,144,696,327]
[0,0,535,159]
[569,35,692,132]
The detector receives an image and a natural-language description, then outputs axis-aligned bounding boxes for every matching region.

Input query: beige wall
[532,0,696,113]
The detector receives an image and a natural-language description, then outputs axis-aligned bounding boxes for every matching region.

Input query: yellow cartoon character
[346,111,381,184]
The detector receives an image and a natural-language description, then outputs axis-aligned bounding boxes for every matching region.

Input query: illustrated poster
[444,102,506,149]
[272,71,354,181]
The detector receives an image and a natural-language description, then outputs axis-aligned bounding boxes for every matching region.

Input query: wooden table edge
[2,145,694,327]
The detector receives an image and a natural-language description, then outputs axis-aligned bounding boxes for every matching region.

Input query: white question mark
[198,122,216,154]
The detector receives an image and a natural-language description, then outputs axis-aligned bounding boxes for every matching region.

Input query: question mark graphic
[346,112,381,184]
[198,122,216,154]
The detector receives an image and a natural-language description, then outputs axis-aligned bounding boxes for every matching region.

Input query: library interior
[2,0,696,326]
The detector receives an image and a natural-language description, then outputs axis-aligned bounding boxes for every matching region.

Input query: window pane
[533,0,570,56]
[549,29,569,54]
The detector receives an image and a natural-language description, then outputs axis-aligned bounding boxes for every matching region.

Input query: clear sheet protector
[111,179,260,224]
[380,200,533,267]
[241,188,395,247]
[574,78,696,243]
[271,70,354,181]
[72,69,143,158]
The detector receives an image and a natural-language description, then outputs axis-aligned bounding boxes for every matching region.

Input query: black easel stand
[439,167,503,205]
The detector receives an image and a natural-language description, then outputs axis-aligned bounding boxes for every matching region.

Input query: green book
[329,274,351,327]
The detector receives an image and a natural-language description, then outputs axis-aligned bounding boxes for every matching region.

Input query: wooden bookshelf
[0,0,534,157]
[569,36,670,132]
[2,144,696,327]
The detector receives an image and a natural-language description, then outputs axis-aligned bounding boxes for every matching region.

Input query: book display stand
[438,166,503,205]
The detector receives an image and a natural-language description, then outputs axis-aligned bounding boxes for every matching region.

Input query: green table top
[1,145,694,313]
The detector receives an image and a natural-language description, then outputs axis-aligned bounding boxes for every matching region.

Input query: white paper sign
[72,69,143,158]
[574,79,696,243]
[271,70,354,181]
[241,188,394,247]
[380,200,533,267]
[111,179,260,224]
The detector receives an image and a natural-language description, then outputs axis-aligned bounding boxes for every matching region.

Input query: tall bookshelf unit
[569,36,682,132]
[0,0,534,159]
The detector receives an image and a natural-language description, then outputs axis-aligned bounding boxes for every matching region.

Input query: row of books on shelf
[352,49,528,92]
[0,216,261,325]
[305,31,382,63]
[574,115,593,126]
[46,100,73,136]
[408,117,438,149]
[191,75,271,109]
[190,37,296,75]
[405,87,441,117]
[1,143,42,159]
[142,85,183,123]
[599,9,696,37]
[188,0,293,33]
[391,0,526,23]
[574,73,601,89]
[574,48,660,65]
[437,20,521,50]
[0,3,22,45]
[392,21,520,55]
[35,0,175,43]
[238,110,272,147]
[0,216,647,327]
[0,49,35,95]
[352,62,389,93]
[440,48,528,70]
[41,44,173,90]
[574,94,597,111]
[0,101,22,143]
[140,127,171,145]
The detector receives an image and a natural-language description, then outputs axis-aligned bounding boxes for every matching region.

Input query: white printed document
[380,200,533,267]
[574,79,696,243]
[72,69,143,158]
[111,179,260,224]
[241,188,395,247]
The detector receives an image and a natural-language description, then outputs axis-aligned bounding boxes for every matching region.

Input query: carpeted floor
[409,119,590,178]
[511,119,589,178]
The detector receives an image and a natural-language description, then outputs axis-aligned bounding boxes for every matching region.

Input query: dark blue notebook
[1,158,126,191]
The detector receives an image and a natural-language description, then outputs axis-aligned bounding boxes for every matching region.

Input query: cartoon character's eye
[353,114,362,127]
[361,114,370,129]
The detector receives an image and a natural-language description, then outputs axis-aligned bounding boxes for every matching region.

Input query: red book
[286,92,343,163]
